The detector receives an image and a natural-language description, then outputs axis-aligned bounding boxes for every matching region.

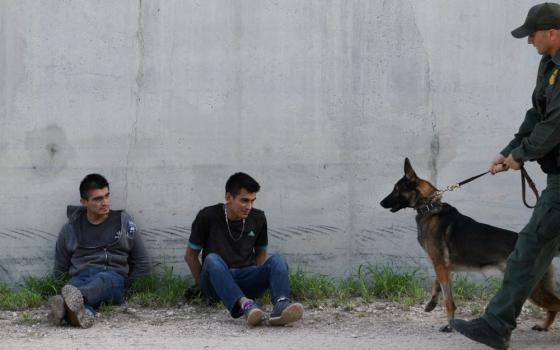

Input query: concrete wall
[1,0,556,284]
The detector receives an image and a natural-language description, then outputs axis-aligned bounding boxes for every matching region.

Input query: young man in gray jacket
[49,173,150,328]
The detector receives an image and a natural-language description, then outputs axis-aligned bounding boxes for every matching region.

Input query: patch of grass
[0,284,43,310]
[488,277,503,294]
[289,265,426,309]
[289,271,337,307]
[452,274,502,302]
[360,265,425,307]
[452,274,483,302]
[22,274,67,298]
[98,303,119,317]
[126,266,188,307]
[0,274,67,310]
[254,291,272,307]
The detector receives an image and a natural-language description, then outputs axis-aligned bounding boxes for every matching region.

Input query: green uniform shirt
[501,52,560,171]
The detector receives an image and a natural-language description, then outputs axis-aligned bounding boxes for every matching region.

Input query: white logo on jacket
[127,221,137,238]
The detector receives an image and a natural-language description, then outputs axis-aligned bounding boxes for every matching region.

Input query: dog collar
[416,202,441,215]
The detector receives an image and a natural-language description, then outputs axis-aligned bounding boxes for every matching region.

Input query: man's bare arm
[185,246,202,285]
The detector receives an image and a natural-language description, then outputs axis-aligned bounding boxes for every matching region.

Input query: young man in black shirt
[185,172,303,326]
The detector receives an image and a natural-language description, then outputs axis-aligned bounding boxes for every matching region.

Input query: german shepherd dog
[380,158,560,332]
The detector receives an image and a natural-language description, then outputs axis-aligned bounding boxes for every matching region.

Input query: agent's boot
[450,318,510,350]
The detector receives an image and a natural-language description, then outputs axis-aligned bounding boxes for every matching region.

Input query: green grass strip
[0,264,513,311]
[0,284,43,310]
[126,265,189,307]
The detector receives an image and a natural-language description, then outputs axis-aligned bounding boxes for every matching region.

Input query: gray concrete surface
[1,0,557,283]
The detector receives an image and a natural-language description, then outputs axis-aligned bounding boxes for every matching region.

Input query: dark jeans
[199,253,290,318]
[69,267,125,313]
[483,174,560,335]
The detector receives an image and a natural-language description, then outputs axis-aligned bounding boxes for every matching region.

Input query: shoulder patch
[550,68,559,86]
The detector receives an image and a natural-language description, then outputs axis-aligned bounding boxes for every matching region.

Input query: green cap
[511,2,560,38]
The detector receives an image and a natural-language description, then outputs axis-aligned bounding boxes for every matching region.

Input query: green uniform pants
[483,174,560,335]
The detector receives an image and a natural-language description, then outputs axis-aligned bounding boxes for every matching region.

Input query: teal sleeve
[188,241,203,250]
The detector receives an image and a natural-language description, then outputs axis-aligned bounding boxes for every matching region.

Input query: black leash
[432,171,490,198]
[432,168,539,209]
[457,171,489,187]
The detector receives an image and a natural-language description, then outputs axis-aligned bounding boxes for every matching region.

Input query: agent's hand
[503,154,523,171]
[489,154,509,174]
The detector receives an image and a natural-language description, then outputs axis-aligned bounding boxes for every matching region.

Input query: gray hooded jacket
[54,206,150,282]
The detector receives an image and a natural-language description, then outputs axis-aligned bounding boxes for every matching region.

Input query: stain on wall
[25,125,76,176]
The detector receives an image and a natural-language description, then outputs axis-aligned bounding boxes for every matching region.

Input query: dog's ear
[404,158,417,181]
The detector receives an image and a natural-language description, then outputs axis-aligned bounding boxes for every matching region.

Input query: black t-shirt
[188,203,268,268]
[78,211,122,247]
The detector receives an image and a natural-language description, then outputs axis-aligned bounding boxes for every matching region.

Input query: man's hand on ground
[184,284,202,301]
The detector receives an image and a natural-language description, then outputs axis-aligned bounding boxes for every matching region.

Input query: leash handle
[521,167,539,209]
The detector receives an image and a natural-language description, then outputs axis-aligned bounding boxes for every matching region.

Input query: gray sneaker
[61,285,94,328]
[269,297,303,326]
[241,299,264,327]
[47,295,65,325]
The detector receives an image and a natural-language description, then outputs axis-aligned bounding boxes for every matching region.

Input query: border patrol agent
[451,3,560,350]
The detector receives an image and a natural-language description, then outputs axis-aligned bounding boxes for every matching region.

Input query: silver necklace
[224,204,245,241]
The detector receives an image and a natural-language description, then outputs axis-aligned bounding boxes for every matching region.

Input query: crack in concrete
[125,0,144,206]
[408,0,439,186]
[429,128,440,186]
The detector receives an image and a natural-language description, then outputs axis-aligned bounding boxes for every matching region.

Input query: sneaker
[450,318,510,350]
[61,285,94,328]
[269,297,303,326]
[241,299,264,327]
[47,295,65,325]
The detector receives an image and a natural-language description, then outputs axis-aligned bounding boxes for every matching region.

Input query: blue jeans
[199,254,290,318]
[69,268,125,313]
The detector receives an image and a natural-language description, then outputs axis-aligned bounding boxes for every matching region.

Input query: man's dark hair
[225,172,260,196]
[79,173,110,199]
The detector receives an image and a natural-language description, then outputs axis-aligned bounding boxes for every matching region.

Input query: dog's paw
[531,324,549,332]
[439,324,453,333]
[424,300,437,312]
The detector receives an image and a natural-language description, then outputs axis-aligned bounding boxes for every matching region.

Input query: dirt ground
[0,300,559,350]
